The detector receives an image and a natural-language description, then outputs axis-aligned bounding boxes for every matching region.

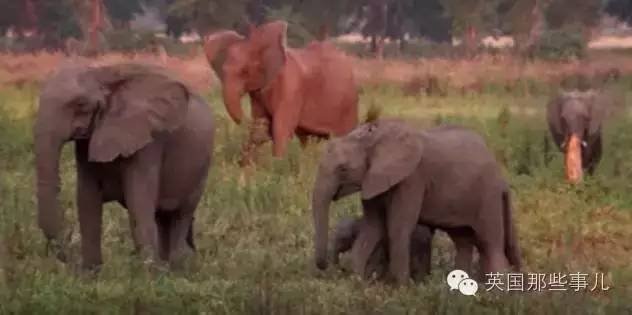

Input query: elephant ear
[87,71,190,162]
[546,92,566,147]
[203,31,245,82]
[256,21,288,88]
[361,121,424,200]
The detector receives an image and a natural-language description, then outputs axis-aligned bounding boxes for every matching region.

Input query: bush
[103,29,194,57]
[335,39,457,60]
[104,29,158,53]
[531,26,587,61]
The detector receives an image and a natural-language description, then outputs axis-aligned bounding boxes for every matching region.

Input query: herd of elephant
[33,20,612,286]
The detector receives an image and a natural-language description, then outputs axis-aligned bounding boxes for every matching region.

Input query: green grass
[1,79,632,314]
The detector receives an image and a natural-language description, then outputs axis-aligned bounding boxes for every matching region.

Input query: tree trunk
[464,25,478,58]
[522,0,544,58]
[24,0,38,35]
[71,0,112,55]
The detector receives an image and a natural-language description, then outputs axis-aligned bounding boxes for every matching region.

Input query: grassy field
[1,73,632,314]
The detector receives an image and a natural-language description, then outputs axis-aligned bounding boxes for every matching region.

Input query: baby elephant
[331,217,433,282]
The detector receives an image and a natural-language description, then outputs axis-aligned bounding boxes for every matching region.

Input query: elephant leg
[76,158,104,270]
[166,194,201,264]
[166,212,195,265]
[155,212,171,261]
[365,240,388,279]
[128,215,140,254]
[350,200,385,279]
[122,146,161,263]
[448,229,475,274]
[584,136,602,175]
[270,94,301,157]
[415,244,432,282]
[410,227,433,282]
[475,197,509,279]
[272,119,295,157]
[386,183,424,286]
[186,219,195,251]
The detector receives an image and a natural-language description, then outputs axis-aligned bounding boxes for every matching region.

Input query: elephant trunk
[565,133,583,184]
[312,167,339,270]
[34,127,65,244]
[222,82,245,125]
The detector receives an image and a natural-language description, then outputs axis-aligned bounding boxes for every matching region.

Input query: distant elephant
[312,119,521,285]
[34,62,215,270]
[331,216,433,282]
[547,89,609,183]
[203,20,358,166]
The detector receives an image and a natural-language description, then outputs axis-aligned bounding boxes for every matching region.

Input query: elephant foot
[168,246,195,270]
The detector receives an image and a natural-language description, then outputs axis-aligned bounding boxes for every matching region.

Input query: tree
[546,0,601,31]
[440,0,496,55]
[412,0,452,43]
[167,0,248,35]
[498,0,544,52]
[103,0,145,28]
[0,1,27,36]
[36,0,83,47]
[0,0,82,49]
[605,0,632,24]
[362,0,388,57]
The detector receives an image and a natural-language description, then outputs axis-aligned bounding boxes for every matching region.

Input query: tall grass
[0,68,631,314]
[1,49,632,92]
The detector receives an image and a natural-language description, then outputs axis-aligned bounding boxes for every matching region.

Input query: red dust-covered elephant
[203,20,359,165]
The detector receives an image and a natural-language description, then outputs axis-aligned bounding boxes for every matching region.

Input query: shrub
[105,29,158,53]
[104,29,194,57]
[531,26,588,61]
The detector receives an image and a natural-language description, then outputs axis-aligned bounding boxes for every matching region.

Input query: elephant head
[203,21,288,124]
[34,62,192,248]
[312,119,424,270]
[546,89,605,183]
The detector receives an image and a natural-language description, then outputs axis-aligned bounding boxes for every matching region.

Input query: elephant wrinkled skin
[203,20,358,165]
[312,119,521,285]
[34,62,215,269]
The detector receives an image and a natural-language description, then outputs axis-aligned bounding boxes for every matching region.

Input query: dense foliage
[0,1,616,42]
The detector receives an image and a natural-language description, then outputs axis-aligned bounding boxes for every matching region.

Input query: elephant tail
[502,188,521,271]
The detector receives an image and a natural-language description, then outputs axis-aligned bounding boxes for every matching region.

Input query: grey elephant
[546,89,610,183]
[34,62,215,270]
[312,119,521,285]
[331,216,433,282]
